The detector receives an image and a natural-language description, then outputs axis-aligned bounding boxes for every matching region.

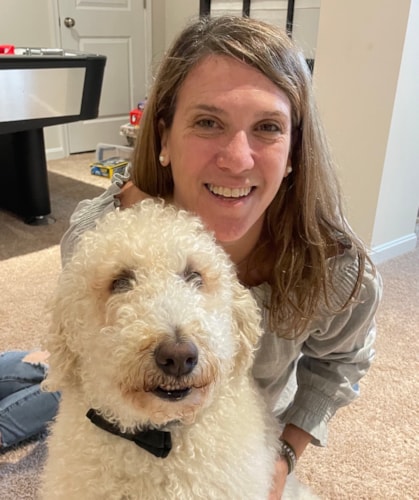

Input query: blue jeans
[0,351,60,449]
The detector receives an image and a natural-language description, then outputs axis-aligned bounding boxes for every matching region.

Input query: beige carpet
[0,155,418,499]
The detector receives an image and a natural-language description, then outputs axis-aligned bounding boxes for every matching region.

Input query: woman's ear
[158,119,169,165]
[284,163,293,177]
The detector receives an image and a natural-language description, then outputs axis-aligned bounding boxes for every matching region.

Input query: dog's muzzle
[153,339,198,401]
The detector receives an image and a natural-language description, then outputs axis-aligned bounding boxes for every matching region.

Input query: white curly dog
[40,200,318,500]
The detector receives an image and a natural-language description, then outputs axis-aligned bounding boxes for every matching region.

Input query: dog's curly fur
[40,200,316,500]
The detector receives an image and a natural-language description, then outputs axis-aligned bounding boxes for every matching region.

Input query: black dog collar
[86,409,172,458]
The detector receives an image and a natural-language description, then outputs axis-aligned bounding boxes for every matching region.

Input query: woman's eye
[183,269,204,288]
[196,118,219,129]
[256,122,281,133]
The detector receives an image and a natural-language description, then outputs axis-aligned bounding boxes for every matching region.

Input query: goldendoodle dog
[40,200,317,500]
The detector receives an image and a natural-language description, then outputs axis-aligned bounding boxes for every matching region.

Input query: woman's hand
[116,181,151,209]
[269,424,313,499]
[269,456,288,500]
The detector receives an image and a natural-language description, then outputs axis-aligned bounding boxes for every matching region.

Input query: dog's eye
[183,269,203,288]
[111,269,137,293]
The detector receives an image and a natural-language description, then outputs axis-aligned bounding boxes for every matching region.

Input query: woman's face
[160,55,292,261]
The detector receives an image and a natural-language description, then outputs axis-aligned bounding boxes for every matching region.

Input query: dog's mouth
[152,386,192,401]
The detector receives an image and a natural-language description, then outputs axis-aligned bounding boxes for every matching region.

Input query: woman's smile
[206,184,254,199]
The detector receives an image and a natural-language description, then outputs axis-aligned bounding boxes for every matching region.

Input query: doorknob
[64,17,76,28]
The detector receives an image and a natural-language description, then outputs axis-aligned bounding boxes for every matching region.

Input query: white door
[57,0,148,153]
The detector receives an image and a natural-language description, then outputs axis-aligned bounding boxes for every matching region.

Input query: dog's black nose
[155,340,198,377]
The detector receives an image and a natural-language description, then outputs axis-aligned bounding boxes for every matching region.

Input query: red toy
[129,108,142,126]
[0,45,15,55]
[129,99,147,126]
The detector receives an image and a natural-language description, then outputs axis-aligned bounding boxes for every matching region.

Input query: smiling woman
[158,54,292,260]
[59,15,382,500]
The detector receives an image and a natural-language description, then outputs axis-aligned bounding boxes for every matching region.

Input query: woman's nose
[216,131,254,172]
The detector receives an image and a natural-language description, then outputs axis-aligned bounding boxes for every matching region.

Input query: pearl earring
[159,155,165,165]
[286,165,293,175]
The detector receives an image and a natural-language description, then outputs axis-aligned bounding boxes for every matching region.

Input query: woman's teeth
[207,184,252,198]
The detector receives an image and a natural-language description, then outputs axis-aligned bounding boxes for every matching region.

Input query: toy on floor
[90,143,133,178]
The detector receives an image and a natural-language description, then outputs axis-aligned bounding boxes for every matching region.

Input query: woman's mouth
[206,184,253,198]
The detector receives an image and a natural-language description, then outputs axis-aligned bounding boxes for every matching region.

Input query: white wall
[0,0,64,158]
[313,0,418,261]
[164,0,200,49]
[372,0,419,261]
[152,0,199,61]
[151,0,166,70]
[0,0,57,47]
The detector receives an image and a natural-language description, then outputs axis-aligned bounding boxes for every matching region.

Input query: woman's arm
[269,254,382,498]
[60,169,130,266]
[281,254,382,446]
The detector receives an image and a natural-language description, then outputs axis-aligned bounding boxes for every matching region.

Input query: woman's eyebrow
[187,104,289,121]
[261,110,289,118]
[187,104,225,115]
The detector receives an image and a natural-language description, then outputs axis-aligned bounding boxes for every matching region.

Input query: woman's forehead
[176,54,291,117]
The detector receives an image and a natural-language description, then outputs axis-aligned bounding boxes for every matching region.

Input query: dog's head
[44,200,263,429]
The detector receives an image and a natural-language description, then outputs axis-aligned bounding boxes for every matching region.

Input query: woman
[61,16,382,498]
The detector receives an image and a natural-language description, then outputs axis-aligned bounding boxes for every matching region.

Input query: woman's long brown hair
[131,15,374,338]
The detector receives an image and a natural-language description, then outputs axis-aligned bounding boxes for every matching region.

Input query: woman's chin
[215,224,263,260]
[212,224,250,243]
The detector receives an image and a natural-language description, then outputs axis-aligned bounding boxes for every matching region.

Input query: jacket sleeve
[60,169,129,267]
[280,253,383,446]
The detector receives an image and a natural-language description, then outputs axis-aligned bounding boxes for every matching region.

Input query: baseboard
[46,147,66,161]
[370,233,418,264]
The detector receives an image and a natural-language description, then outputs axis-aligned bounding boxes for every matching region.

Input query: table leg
[0,128,55,225]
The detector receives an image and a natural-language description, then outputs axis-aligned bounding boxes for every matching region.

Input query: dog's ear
[42,281,82,393]
[230,281,263,375]
[42,322,81,393]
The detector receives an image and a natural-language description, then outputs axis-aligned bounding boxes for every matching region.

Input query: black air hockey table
[0,48,106,224]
